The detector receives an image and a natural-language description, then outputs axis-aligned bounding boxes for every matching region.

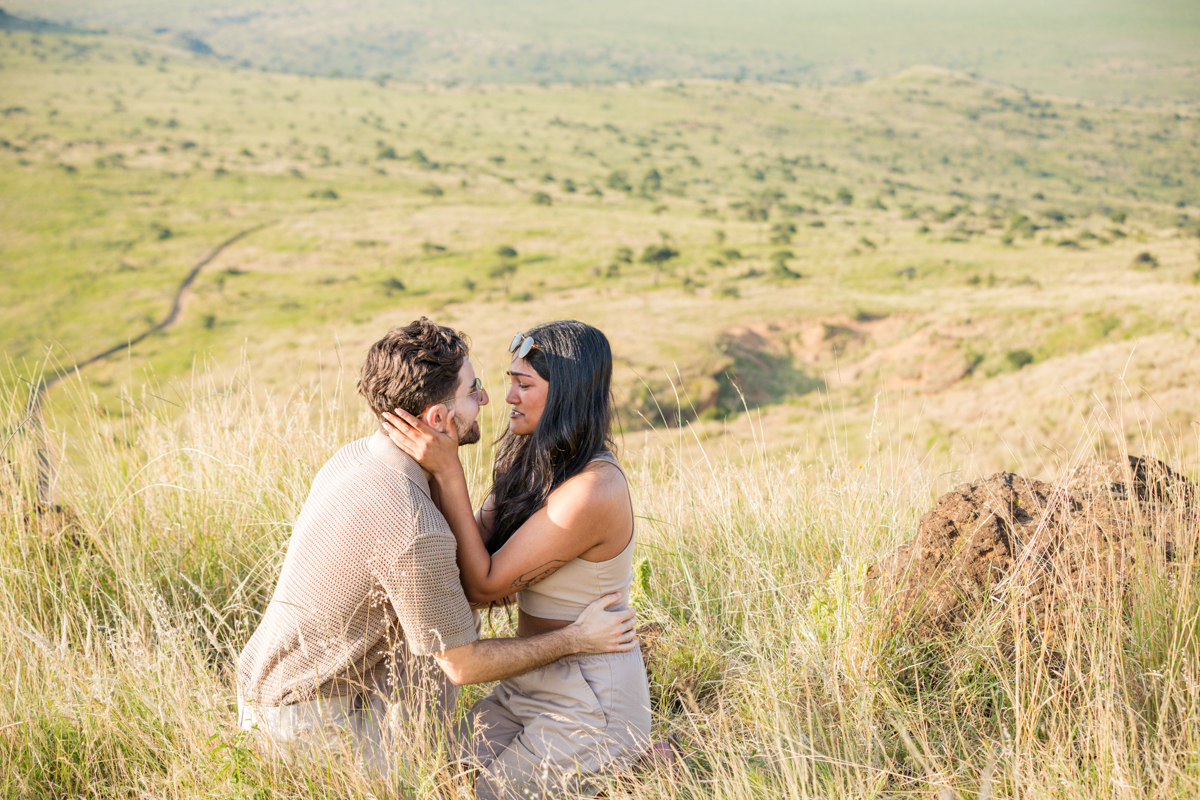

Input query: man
[236,318,637,782]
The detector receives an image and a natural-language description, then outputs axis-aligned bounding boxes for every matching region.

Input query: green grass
[3,366,1199,798]
[3,28,1199,468]
[3,12,1200,800]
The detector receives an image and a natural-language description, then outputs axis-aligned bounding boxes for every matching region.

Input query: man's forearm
[435,626,580,686]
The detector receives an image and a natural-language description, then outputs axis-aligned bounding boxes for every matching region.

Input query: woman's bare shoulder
[546,458,629,519]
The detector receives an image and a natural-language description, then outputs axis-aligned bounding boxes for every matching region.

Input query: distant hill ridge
[0,7,89,34]
[5,0,1198,105]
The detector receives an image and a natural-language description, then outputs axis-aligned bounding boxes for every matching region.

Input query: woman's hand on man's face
[380,406,462,476]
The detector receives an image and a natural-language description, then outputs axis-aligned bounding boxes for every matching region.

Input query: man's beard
[458,420,482,446]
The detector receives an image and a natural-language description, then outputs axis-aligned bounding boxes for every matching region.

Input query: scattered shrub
[1006,349,1034,369]
[714,285,740,298]
[496,245,518,259]
[489,263,518,293]
[605,171,631,192]
[308,188,338,199]
[769,222,796,245]
[769,262,802,280]
[835,187,853,205]
[531,191,552,206]
[1132,251,1159,269]
[641,245,679,265]
[614,247,633,264]
[419,182,444,197]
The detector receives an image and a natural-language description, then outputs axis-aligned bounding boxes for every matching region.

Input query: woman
[381,320,651,799]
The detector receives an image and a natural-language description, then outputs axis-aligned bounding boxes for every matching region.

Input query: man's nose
[479,387,490,406]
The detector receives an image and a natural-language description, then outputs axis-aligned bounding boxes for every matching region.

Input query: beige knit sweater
[237,432,478,706]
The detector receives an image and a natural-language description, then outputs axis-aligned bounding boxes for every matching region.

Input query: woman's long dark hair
[486,320,615,554]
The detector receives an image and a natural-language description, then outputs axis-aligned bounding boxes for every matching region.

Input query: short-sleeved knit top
[237,432,478,707]
[516,452,635,622]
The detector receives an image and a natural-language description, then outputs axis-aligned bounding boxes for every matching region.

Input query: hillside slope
[1,28,1198,469]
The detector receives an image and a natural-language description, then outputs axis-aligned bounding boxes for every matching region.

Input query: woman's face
[505,356,548,436]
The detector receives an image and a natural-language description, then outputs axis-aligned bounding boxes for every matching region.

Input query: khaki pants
[462,648,652,800]
[237,687,393,777]
[237,649,458,786]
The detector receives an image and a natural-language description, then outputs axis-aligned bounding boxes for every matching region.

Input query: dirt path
[22,222,272,504]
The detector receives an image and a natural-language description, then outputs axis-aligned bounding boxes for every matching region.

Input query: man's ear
[422,403,449,433]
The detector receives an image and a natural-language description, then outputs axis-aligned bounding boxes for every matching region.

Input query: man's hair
[357,318,470,418]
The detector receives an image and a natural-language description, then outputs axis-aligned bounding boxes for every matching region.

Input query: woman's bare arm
[382,409,631,605]
[437,462,630,603]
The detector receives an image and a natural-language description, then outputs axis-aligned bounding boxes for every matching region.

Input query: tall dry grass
[1,365,1198,798]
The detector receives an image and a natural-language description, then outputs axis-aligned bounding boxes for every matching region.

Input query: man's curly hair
[357,318,470,418]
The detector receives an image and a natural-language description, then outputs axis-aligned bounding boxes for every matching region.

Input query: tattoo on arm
[512,560,570,591]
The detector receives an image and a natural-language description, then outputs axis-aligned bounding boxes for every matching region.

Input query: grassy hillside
[3,27,1199,469]
[3,20,1200,800]
[6,0,1200,104]
[2,367,1199,798]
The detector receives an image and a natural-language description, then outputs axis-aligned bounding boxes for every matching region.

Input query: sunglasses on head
[509,332,540,359]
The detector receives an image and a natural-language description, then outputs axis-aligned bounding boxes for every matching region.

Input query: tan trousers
[237,649,458,786]
[462,648,652,800]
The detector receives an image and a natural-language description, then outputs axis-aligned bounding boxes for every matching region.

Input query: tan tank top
[516,452,635,621]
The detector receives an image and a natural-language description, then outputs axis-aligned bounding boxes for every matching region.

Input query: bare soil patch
[868,456,1196,641]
